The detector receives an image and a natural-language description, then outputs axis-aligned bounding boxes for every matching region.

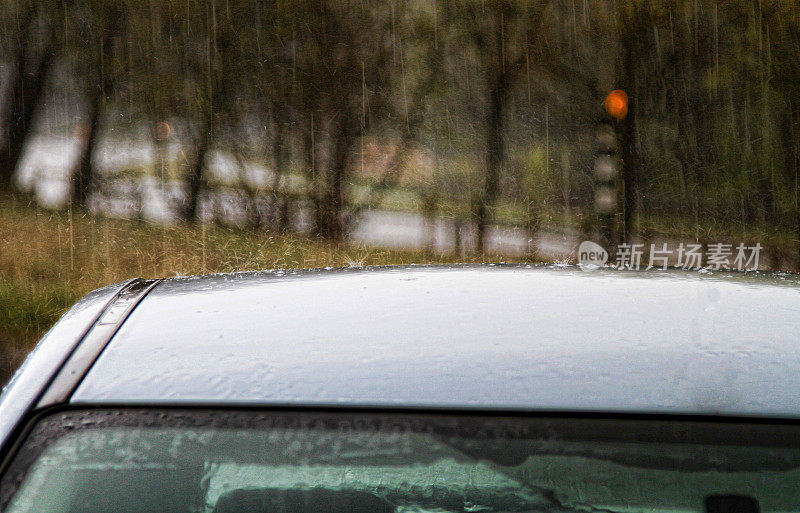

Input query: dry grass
[0,194,523,383]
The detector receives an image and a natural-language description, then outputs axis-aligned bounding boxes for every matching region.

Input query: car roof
[3,264,800,444]
[56,265,800,416]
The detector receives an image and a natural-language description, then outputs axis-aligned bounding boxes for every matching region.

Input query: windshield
[3,410,800,513]
[2,1,800,385]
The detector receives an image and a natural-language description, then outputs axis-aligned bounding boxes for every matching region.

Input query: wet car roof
[65,265,800,416]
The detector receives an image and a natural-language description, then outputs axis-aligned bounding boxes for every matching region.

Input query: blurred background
[1,0,799,382]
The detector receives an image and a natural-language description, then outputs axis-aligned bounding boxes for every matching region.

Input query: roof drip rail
[36,279,162,408]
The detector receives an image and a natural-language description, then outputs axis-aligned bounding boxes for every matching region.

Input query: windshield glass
[3,410,800,513]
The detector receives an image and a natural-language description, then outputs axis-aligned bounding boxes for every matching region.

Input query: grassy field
[0,195,521,384]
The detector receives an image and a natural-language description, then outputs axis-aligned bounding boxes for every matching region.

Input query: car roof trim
[36,279,161,409]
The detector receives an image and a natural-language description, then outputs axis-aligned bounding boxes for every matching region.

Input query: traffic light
[605,90,628,120]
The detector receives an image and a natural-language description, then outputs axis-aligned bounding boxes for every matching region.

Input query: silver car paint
[67,266,800,417]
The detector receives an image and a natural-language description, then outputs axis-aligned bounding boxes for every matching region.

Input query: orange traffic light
[604,90,628,120]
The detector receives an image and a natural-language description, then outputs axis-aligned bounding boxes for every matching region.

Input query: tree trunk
[183,123,212,223]
[230,144,262,229]
[70,92,102,209]
[782,101,800,265]
[619,98,638,243]
[476,69,510,254]
[69,5,121,209]
[618,6,640,244]
[271,107,288,232]
[420,190,438,252]
[318,118,353,242]
[302,116,324,234]
[795,103,800,265]
[0,45,53,190]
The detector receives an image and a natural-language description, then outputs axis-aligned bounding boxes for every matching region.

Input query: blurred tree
[436,0,604,253]
[68,0,125,209]
[764,0,800,257]
[436,0,547,253]
[0,1,60,191]
[289,0,405,240]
